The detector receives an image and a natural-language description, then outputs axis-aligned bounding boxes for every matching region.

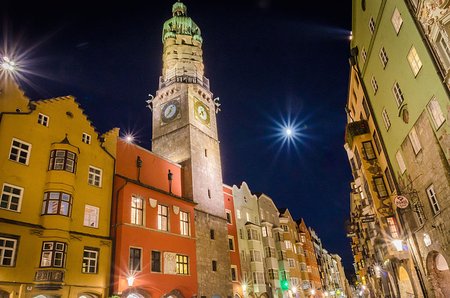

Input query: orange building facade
[111,139,198,298]
[224,184,243,298]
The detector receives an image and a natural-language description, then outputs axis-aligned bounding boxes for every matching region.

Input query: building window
[158,204,168,231]
[391,8,403,34]
[176,254,189,275]
[374,177,388,198]
[373,131,382,154]
[210,229,215,240]
[407,46,423,76]
[151,250,161,272]
[225,209,232,224]
[38,113,49,126]
[83,205,99,228]
[231,265,238,281]
[48,149,77,173]
[268,269,278,280]
[436,32,450,68]
[426,185,441,214]
[0,236,18,266]
[278,250,286,261]
[180,210,190,236]
[129,247,142,272]
[415,204,425,226]
[386,217,399,238]
[247,229,259,240]
[362,141,376,160]
[212,260,217,271]
[236,209,241,219]
[408,127,422,154]
[362,97,371,119]
[228,236,235,251]
[42,192,72,216]
[1,183,23,212]
[392,82,405,106]
[82,133,91,144]
[262,226,268,237]
[385,168,395,193]
[371,76,378,94]
[427,97,446,129]
[253,271,265,285]
[88,166,102,187]
[250,250,262,262]
[82,247,99,274]
[285,240,293,250]
[382,108,391,130]
[396,151,407,174]
[9,138,31,165]
[281,225,288,232]
[288,258,296,268]
[40,241,67,268]
[361,47,367,64]
[265,246,276,258]
[369,17,376,34]
[131,196,143,225]
[379,47,389,68]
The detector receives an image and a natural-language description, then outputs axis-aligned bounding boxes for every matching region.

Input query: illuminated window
[180,210,190,236]
[151,250,161,272]
[84,205,99,228]
[426,184,441,214]
[82,133,91,144]
[82,247,99,274]
[88,166,102,187]
[408,127,422,154]
[371,76,378,94]
[236,209,241,219]
[436,32,450,68]
[48,149,77,173]
[427,97,446,129]
[0,236,18,266]
[176,254,189,275]
[9,138,31,165]
[386,217,399,238]
[158,204,168,231]
[129,247,142,272]
[131,196,143,225]
[379,47,389,67]
[373,177,388,198]
[362,141,376,160]
[382,108,391,130]
[42,192,72,216]
[38,113,49,127]
[1,183,23,212]
[40,241,67,268]
[407,46,422,76]
[391,8,403,34]
[262,226,267,237]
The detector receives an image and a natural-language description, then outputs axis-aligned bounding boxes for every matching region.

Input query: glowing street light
[310,289,316,296]
[123,133,135,144]
[392,239,403,252]
[292,286,297,294]
[1,56,16,72]
[126,275,135,287]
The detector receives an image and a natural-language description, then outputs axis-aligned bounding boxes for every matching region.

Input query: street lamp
[126,275,135,287]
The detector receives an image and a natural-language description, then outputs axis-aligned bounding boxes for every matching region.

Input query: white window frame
[228,235,235,251]
[407,46,423,76]
[158,204,168,231]
[371,76,378,94]
[231,265,238,281]
[391,8,403,34]
[88,166,102,187]
[408,127,422,155]
[427,97,446,129]
[82,247,99,273]
[236,209,241,219]
[82,133,91,144]
[369,17,376,34]
[0,236,18,266]
[396,151,407,174]
[379,47,389,68]
[131,196,144,225]
[38,113,49,127]
[129,246,142,272]
[180,210,190,236]
[9,138,31,165]
[392,82,405,106]
[426,185,441,214]
[382,108,391,130]
[84,205,99,228]
[0,183,23,212]
[225,209,232,224]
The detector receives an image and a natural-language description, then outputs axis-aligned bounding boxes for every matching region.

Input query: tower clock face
[161,99,180,124]
[194,99,210,125]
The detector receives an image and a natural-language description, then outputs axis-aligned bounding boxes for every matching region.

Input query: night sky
[3,0,353,272]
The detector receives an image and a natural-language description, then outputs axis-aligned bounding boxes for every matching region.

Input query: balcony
[159,74,210,89]
[345,120,370,147]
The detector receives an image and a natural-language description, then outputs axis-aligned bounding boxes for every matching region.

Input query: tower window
[208,189,211,199]
[212,260,217,271]
[210,229,215,240]
[205,149,208,157]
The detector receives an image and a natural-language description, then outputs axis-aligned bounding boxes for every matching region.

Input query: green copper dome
[162,1,202,43]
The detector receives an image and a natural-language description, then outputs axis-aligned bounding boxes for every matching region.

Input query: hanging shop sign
[394,195,409,209]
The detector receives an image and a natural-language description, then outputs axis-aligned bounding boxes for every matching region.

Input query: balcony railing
[345,120,370,147]
[159,74,210,90]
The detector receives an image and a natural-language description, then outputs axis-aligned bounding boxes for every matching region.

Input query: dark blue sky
[3,0,353,270]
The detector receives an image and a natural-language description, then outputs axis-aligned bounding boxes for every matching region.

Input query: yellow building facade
[0,79,115,297]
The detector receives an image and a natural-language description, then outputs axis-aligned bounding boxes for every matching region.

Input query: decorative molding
[173,205,180,214]
[149,198,157,208]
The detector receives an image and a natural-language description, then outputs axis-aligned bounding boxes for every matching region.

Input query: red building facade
[111,139,198,298]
